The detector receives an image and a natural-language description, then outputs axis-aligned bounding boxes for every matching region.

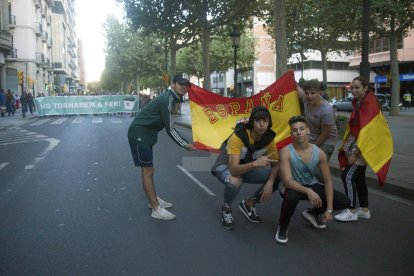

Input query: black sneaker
[275,225,288,244]
[239,200,262,223]
[302,209,326,229]
[222,210,235,230]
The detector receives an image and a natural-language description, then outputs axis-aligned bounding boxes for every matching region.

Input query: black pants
[341,164,368,209]
[278,184,350,227]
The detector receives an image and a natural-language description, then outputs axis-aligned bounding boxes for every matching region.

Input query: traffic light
[18,71,24,85]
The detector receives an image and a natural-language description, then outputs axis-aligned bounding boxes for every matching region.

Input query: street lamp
[230,25,240,97]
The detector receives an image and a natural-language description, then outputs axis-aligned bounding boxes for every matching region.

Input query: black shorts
[129,142,153,167]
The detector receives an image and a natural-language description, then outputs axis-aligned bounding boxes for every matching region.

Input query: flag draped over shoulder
[338,92,393,186]
[187,70,301,152]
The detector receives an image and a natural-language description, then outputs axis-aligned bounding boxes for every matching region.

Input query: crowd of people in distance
[0,88,36,117]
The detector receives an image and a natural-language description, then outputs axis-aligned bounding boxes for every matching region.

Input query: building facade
[349,30,414,98]
[1,0,79,97]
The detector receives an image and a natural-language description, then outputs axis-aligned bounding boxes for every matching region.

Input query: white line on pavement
[92,117,102,123]
[177,165,215,196]
[72,117,84,123]
[0,163,8,170]
[30,119,50,126]
[51,118,67,124]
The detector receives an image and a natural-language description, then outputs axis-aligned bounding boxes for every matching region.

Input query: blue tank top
[288,144,320,186]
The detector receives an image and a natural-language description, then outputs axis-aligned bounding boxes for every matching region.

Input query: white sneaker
[334,209,358,222]
[151,207,176,220]
[357,208,371,219]
[148,197,173,209]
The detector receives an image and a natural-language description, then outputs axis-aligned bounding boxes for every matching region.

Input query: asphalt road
[0,115,413,275]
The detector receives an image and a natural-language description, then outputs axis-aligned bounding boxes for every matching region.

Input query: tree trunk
[389,17,400,116]
[321,49,327,84]
[360,0,370,79]
[201,27,211,90]
[274,0,287,79]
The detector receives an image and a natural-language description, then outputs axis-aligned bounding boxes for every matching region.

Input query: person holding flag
[211,106,281,230]
[128,73,195,220]
[335,76,393,222]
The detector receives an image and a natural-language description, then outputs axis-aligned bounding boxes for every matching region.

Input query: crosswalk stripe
[111,118,122,123]
[0,163,8,170]
[30,119,50,126]
[72,117,84,123]
[51,118,67,124]
[92,117,102,123]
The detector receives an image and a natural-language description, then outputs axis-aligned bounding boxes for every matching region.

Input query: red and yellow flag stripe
[338,92,393,185]
[188,70,301,152]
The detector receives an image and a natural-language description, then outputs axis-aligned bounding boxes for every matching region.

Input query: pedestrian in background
[334,76,376,222]
[211,106,281,230]
[128,73,195,220]
[5,89,15,116]
[26,92,35,115]
[0,89,6,117]
[298,79,338,162]
[403,90,411,110]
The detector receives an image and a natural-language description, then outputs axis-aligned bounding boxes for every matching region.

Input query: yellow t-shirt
[227,129,278,161]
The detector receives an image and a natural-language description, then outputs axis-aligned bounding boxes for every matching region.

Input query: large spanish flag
[188,70,301,152]
[338,91,393,185]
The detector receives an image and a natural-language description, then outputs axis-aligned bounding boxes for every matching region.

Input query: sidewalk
[174,101,414,202]
[0,113,38,130]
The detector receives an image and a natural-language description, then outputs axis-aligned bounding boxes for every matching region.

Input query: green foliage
[100,15,165,92]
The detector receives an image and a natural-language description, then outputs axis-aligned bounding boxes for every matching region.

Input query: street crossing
[25,116,133,126]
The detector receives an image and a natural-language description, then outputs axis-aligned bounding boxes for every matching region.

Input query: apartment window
[370,36,403,53]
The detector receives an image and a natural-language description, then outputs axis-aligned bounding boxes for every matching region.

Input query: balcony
[35,23,42,36]
[47,37,52,48]
[46,15,51,25]
[34,0,41,8]
[9,15,16,28]
[41,31,48,42]
[6,48,17,59]
[41,6,47,17]
[0,30,13,52]
[35,52,45,65]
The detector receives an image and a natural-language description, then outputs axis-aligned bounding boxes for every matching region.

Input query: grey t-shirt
[304,99,338,146]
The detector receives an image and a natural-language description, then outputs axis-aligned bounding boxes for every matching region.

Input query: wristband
[326,209,333,214]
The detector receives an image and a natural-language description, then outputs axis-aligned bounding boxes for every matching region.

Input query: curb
[175,119,414,203]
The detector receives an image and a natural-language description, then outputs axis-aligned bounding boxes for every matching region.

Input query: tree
[274,0,287,79]
[101,16,165,92]
[176,31,256,84]
[264,0,361,83]
[118,0,265,90]
[371,0,414,115]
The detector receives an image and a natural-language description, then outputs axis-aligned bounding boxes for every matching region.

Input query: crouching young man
[275,115,350,244]
[211,106,281,230]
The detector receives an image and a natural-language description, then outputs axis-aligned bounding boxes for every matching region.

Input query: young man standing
[211,106,280,230]
[128,73,195,220]
[299,79,338,161]
[275,115,350,244]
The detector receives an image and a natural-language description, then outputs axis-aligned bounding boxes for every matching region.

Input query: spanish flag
[188,70,301,152]
[338,91,393,185]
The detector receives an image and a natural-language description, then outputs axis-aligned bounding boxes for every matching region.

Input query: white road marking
[92,117,102,123]
[177,165,215,196]
[72,117,83,123]
[51,118,67,124]
[30,119,50,126]
[111,117,122,123]
[0,163,9,170]
[24,165,35,170]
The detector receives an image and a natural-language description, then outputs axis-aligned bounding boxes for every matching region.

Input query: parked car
[375,94,388,106]
[332,96,354,111]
